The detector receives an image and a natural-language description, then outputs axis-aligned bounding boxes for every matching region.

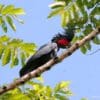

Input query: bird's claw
[54,56,59,62]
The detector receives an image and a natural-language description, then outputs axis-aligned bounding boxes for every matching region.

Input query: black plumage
[19,43,58,77]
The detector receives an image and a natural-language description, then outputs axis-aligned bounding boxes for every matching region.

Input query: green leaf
[1,5,14,15]
[48,7,64,18]
[0,47,4,59]
[0,5,25,33]
[80,45,87,54]
[49,1,66,9]
[85,42,91,50]
[0,16,3,25]
[55,93,68,100]
[20,52,26,66]
[1,20,7,33]
[0,4,4,13]
[72,36,79,43]
[11,8,25,15]
[90,7,100,27]
[2,48,11,66]
[10,48,19,68]
[59,89,73,96]
[0,35,10,43]
[87,0,99,9]
[83,24,93,35]
[36,76,44,83]
[74,0,88,24]
[59,81,70,88]
[11,57,18,67]
[1,5,25,15]
[61,11,67,27]
[90,6,100,16]
[54,81,70,92]
[93,36,100,44]
[0,35,36,67]
[8,88,30,100]
[6,16,16,31]
[21,43,36,57]
[72,3,80,19]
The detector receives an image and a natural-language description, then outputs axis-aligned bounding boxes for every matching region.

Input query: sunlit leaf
[55,94,68,100]
[87,0,99,9]
[0,4,25,33]
[72,4,79,20]
[2,47,11,66]
[36,76,44,83]
[90,7,100,27]
[59,81,70,88]
[6,15,16,31]
[0,35,36,67]
[93,36,100,44]
[1,5,14,15]
[48,7,64,18]
[21,43,36,57]
[1,19,7,33]
[0,47,4,59]
[0,4,4,13]
[10,8,25,15]
[80,45,87,54]
[61,11,67,27]
[0,79,73,99]
[10,48,19,68]
[85,41,91,50]
[0,16,3,25]
[83,24,93,35]
[90,6,100,16]
[49,1,66,9]
[0,35,10,43]
[72,36,79,43]
[54,81,70,92]
[20,52,26,66]
[65,11,70,24]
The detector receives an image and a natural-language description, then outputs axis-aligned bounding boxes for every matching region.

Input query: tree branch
[0,27,100,95]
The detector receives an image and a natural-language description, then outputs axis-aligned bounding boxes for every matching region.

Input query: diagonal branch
[0,27,100,95]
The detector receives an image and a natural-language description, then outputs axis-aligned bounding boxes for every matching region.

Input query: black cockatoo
[19,28,75,77]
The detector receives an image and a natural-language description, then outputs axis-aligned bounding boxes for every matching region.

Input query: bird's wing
[26,43,57,63]
[34,43,57,58]
[20,43,57,77]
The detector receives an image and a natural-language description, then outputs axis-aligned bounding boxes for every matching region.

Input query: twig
[0,27,100,95]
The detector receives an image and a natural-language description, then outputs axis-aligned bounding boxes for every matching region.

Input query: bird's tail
[19,64,30,77]
[19,66,26,77]
[19,64,37,77]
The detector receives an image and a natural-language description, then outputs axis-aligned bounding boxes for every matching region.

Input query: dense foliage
[0,4,25,32]
[0,35,36,67]
[48,0,100,54]
[0,78,73,100]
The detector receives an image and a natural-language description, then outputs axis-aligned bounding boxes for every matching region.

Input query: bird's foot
[45,57,59,71]
[54,56,59,63]
[35,73,41,77]
[66,43,72,48]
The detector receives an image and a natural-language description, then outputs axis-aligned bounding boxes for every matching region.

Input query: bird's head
[51,28,76,49]
[51,33,70,49]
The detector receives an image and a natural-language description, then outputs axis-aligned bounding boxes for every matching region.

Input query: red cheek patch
[57,39,69,46]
